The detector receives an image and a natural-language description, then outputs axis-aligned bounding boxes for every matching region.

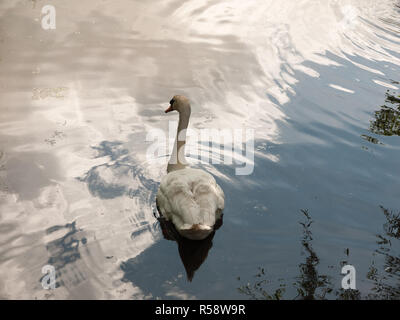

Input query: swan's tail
[178,224,213,241]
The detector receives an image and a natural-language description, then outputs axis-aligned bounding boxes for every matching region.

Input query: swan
[156,95,225,241]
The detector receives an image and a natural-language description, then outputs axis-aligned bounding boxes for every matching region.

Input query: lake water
[0,0,399,299]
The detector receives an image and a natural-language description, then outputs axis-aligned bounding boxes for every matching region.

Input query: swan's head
[165,95,191,115]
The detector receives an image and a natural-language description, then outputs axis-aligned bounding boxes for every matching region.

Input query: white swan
[156,95,225,240]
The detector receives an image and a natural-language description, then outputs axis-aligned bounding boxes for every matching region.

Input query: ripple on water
[0,0,400,299]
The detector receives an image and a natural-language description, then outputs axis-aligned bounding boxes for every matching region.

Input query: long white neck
[167,109,191,173]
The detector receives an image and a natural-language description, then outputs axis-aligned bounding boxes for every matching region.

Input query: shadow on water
[157,215,224,282]
[237,206,399,300]
[118,210,224,298]
[40,221,87,288]
[78,141,159,201]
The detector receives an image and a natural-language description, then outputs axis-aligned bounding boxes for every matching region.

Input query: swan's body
[157,168,224,240]
[156,95,225,240]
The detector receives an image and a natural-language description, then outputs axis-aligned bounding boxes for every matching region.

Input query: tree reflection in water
[238,207,400,300]
[156,214,223,282]
[237,209,333,300]
[362,89,400,144]
[366,206,400,299]
[293,210,333,300]
[370,91,400,136]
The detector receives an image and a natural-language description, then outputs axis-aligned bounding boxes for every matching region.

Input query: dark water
[0,0,399,299]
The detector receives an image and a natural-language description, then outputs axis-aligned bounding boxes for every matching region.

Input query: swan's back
[156,168,224,240]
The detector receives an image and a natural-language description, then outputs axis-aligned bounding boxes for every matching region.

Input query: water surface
[0,0,400,299]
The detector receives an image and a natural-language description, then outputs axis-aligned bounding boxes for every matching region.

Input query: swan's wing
[195,169,225,210]
[156,187,171,217]
[190,169,225,222]
[157,168,225,230]
[214,181,225,212]
[158,174,201,229]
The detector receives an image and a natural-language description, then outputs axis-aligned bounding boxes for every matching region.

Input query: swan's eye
[170,99,175,106]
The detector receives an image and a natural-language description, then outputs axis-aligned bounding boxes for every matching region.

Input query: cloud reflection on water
[0,0,400,299]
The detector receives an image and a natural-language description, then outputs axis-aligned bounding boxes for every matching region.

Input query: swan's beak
[165,105,174,113]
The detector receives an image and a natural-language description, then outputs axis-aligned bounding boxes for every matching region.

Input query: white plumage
[156,95,225,240]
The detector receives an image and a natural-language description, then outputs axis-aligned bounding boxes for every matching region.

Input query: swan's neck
[168,110,190,173]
